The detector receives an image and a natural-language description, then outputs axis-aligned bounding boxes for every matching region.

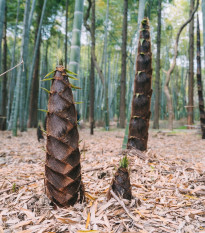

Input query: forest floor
[0,126,205,233]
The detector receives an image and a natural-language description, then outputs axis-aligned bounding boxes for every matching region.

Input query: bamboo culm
[202,0,205,68]
[0,0,5,74]
[69,0,84,75]
[196,15,205,139]
[6,0,20,129]
[153,0,162,129]
[25,0,47,128]
[12,0,31,136]
[119,0,128,128]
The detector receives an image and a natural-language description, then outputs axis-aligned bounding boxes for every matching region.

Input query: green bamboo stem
[25,0,47,130]
[69,0,84,74]
[12,0,31,136]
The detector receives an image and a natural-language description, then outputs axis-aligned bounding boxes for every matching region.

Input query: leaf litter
[0,127,205,232]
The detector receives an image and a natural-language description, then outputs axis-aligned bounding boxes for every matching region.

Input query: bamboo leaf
[41,77,54,82]
[68,75,78,80]
[41,147,46,152]
[41,129,47,134]
[85,212,90,229]
[12,183,16,192]
[38,109,48,113]
[141,19,147,25]
[77,230,99,233]
[85,192,97,201]
[70,83,81,89]
[57,217,78,224]
[75,101,83,104]
[120,156,128,168]
[40,87,50,94]
[65,69,77,76]
[44,70,55,78]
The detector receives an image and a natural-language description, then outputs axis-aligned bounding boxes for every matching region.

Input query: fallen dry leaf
[12,220,33,229]
[0,128,204,232]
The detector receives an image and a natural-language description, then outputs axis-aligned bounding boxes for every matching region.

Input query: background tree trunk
[65,0,68,68]
[104,0,109,130]
[84,0,107,133]
[202,0,205,67]
[28,0,44,128]
[119,0,128,128]
[0,0,5,119]
[84,0,105,85]
[90,0,95,135]
[28,0,36,30]
[187,0,195,128]
[20,0,36,131]
[164,0,199,131]
[153,0,161,129]
[196,15,205,139]
[0,2,7,130]
[0,0,5,74]
[6,0,20,130]
[69,0,84,74]
[28,35,41,127]
[26,0,47,128]
[12,0,31,136]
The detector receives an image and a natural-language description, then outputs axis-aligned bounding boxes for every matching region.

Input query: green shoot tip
[119,156,128,168]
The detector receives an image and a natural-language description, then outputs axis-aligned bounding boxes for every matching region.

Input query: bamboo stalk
[196,15,205,139]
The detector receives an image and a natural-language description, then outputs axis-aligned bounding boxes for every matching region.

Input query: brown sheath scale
[127,18,152,151]
[45,65,83,207]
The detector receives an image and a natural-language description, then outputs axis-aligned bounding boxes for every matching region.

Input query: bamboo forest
[1,0,205,232]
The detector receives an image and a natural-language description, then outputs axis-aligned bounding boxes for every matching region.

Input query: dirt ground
[0,127,205,232]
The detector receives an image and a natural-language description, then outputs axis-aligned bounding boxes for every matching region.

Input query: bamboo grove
[0,0,204,139]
